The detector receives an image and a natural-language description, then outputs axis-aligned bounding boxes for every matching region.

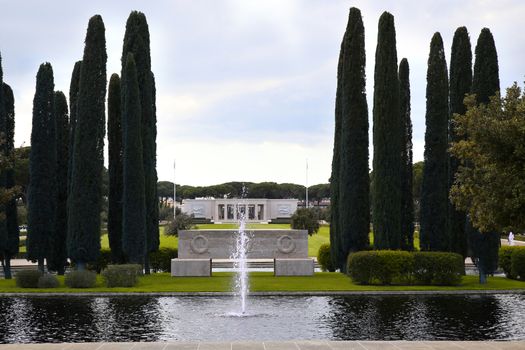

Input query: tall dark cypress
[121,11,159,271]
[338,7,369,267]
[2,82,19,279]
[399,58,414,251]
[0,53,7,267]
[108,73,125,263]
[122,53,146,265]
[470,27,500,283]
[448,27,472,257]
[420,33,450,252]
[372,12,402,249]
[48,91,68,275]
[67,61,81,196]
[68,15,107,269]
[329,40,344,271]
[27,63,56,272]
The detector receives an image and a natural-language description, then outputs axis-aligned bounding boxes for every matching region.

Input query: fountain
[230,204,249,315]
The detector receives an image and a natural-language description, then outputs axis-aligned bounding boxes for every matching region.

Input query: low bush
[413,252,463,285]
[499,246,525,279]
[102,264,142,287]
[38,274,59,288]
[511,248,525,281]
[347,250,463,286]
[88,249,112,273]
[65,270,97,288]
[149,248,178,272]
[15,269,42,288]
[317,244,335,272]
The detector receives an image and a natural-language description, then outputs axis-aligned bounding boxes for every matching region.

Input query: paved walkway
[0,342,523,350]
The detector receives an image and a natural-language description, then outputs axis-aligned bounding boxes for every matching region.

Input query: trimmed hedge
[65,270,97,288]
[38,274,60,288]
[499,246,525,279]
[102,264,142,287]
[511,248,525,281]
[317,244,335,272]
[347,250,463,285]
[149,248,178,272]
[15,269,42,288]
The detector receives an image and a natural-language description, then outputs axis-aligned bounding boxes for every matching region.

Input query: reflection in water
[0,294,524,343]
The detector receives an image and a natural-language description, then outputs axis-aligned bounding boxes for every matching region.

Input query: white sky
[0,0,524,186]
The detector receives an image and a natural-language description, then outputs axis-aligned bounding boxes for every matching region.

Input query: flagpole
[305,159,309,209]
[173,159,176,219]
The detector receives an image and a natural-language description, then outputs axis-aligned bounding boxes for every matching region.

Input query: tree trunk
[38,258,45,273]
[144,255,150,275]
[4,259,12,279]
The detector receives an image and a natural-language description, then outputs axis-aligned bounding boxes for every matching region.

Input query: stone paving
[0,342,524,350]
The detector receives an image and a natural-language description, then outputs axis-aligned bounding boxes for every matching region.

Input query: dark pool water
[0,294,524,343]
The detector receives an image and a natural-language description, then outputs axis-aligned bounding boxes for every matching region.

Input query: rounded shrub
[317,244,335,272]
[38,274,59,288]
[499,246,525,279]
[510,248,525,281]
[102,264,142,287]
[413,252,463,285]
[290,208,320,235]
[149,247,178,272]
[15,269,43,288]
[65,270,97,288]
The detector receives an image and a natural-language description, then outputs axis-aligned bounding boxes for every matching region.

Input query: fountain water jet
[231,204,249,315]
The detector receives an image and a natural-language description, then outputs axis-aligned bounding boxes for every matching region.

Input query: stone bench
[171,230,314,277]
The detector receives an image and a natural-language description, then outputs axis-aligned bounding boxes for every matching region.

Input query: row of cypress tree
[0,52,20,279]
[25,12,159,273]
[330,8,502,279]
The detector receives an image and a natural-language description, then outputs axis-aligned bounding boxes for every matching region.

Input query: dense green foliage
[122,11,159,265]
[15,269,42,288]
[166,209,194,236]
[1,82,19,279]
[399,58,414,251]
[452,28,501,282]
[102,264,142,287]
[48,91,68,274]
[372,12,402,250]
[65,270,97,288]
[317,243,335,272]
[67,61,81,198]
[68,16,106,267]
[511,249,525,281]
[27,63,56,271]
[448,27,472,258]
[347,251,463,285]
[37,274,59,288]
[420,33,449,252]
[291,207,320,236]
[472,28,500,105]
[122,54,146,265]
[336,7,370,265]
[149,247,178,272]
[107,73,124,263]
[499,246,525,279]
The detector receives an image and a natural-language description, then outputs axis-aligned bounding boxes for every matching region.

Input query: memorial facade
[181,198,298,223]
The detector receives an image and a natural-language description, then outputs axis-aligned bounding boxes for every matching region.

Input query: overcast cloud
[0,0,524,186]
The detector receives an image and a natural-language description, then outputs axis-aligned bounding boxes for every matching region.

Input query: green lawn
[0,273,523,293]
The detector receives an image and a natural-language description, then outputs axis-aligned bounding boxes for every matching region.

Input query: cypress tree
[399,58,414,251]
[420,33,450,252]
[27,63,56,272]
[338,7,369,267]
[372,12,402,249]
[470,28,500,283]
[329,40,344,271]
[67,61,81,196]
[121,11,159,272]
[1,82,19,279]
[448,27,472,257]
[0,53,7,269]
[68,15,106,269]
[108,73,125,263]
[48,91,68,275]
[122,53,146,265]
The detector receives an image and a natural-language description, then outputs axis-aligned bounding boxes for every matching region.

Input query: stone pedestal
[171,258,211,277]
[274,258,314,276]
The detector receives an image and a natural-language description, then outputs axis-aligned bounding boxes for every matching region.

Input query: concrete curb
[0,289,524,297]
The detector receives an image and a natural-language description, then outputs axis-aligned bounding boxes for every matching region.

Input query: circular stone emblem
[190,235,209,254]
[277,235,296,254]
